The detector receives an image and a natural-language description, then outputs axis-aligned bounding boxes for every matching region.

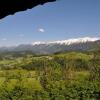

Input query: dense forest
[0,49,100,100]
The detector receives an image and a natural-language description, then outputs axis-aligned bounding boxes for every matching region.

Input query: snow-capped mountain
[0,37,100,54]
[32,37,100,46]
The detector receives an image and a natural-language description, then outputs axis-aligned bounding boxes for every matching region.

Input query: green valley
[0,50,100,100]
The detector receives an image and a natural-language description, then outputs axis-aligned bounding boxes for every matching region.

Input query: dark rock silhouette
[0,0,56,19]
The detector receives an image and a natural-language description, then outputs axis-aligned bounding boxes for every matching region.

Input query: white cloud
[2,38,7,41]
[38,28,45,33]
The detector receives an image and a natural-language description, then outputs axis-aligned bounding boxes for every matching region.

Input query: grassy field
[0,51,99,99]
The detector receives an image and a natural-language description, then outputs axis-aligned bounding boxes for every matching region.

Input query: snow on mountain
[32,37,100,46]
[32,41,45,45]
[0,37,100,54]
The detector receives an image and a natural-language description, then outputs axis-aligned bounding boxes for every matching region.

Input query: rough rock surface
[0,0,56,19]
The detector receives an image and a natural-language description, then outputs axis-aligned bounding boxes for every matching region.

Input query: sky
[0,0,100,46]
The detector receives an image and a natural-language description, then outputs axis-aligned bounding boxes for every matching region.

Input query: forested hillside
[0,49,100,99]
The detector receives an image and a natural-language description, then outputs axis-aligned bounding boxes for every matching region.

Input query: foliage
[0,50,100,99]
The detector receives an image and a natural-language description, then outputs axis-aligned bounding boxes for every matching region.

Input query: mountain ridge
[0,37,100,54]
[32,37,100,46]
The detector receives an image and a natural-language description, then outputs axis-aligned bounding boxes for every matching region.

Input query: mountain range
[0,37,100,54]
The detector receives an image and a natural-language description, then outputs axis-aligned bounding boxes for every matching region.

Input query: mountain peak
[0,37,100,54]
[32,37,100,45]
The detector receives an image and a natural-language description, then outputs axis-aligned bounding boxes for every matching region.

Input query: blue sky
[0,0,100,46]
